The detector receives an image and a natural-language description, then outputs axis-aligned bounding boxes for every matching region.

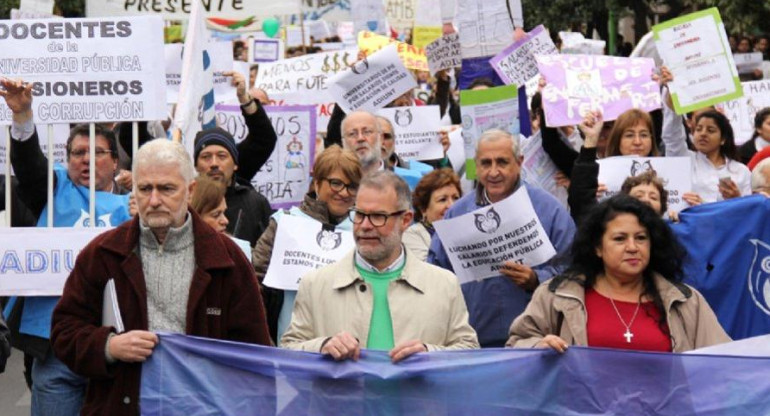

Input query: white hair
[340,110,382,148]
[475,128,521,158]
[133,139,196,185]
[751,158,770,192]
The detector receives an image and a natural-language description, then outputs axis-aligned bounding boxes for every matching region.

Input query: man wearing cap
[194,127,272,246]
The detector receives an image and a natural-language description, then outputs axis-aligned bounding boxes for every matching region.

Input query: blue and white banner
[671,195,770,340]
[141,333,770,415]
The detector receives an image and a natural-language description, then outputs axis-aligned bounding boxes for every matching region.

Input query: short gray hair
[359,170,411,211]
[475,128,520,158]
[133,139,196,185]
[751,158,770,192]
[340,110,382,147]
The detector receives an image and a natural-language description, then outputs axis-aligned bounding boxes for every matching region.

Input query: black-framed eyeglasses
[323,178,358,195]
[348,208,406,227]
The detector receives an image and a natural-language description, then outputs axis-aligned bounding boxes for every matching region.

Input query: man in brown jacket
[51,139,272,415]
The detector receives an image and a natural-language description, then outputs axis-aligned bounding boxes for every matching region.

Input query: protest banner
[733,52,764,75]
[377,105,443,160]
[385,0,416,33]
[285,25,311,48]
[143,332,770,416]
[249,38,285,63]
[672,196,770,340]
[254,49,357,130]
[20,0,53,13]
[433,187,556,283]
[426,33,461,74]
[316,42,345,51]
[216,104,316,208]
[413,26,442,49]
[414,0,440,25]
[444,126,465,173]
[490,25,558,88]
[559,31,606,55]
[653,8,742,115]
[0,17,166,125]
[165,42,236,105]
[459,84,519,179]
[597,156,692,212]
[537,55,661,127]
[85,0,295,20]
[300,0,351,22]
[352,0,387,36]
[263,215,354,291]
[358,31,429,71]
[0,124,69,174]
[11,7,55,19]
[328,44,418,114]
[0,227,105,295]
[456,0,513,59]
[723,80,770,145]
[520,131,568,207]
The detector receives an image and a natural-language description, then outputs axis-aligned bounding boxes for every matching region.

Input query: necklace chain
[607,294,641,343]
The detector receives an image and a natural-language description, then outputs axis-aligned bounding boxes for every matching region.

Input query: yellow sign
[412,26,442,49]
[357,31,429,72]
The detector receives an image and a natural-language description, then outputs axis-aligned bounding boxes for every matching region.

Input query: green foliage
[0,0,21,19]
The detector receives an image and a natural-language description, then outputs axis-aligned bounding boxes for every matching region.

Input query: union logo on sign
[748,239,770,316]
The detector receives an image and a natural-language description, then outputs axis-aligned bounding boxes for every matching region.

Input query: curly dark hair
[559,194,686,329]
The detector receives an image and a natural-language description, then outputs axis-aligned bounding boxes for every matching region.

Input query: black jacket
[225,177,272,247]
[567,147,600,225]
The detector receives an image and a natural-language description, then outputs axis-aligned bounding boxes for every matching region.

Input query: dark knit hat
[193,127,239,164]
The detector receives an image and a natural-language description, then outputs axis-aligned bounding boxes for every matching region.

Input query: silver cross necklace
[607,295,641,343]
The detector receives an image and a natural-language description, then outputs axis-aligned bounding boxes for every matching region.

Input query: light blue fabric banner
[141,333,770,415]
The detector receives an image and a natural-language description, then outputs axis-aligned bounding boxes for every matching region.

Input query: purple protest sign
[489,25,558,87]
[215,104,317,209]
[536,55,661,127]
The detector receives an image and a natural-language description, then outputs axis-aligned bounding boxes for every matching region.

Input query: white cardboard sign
[377,105,443,160]
[597,156,692,212]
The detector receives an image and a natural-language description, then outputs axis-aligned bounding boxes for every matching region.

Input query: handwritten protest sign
[490,25,558,87]
[559,31,606,55]
[733,53,763,75]
[520,131,568,207]
[0,227,104,295]
[377,105,443,160]
[263,215,354,291]
[358,31,429,71]
[85,0,295,20]
[0,17,166,125]
[653,8,742,115]
[459,85,519,179]
[254,49,357,131]
[413,26,442,49]
[456,0,513,59]
[215,104,317,209]
[0,124,69,174]
[299,0,351,22]
[165,42,235,105]
[385,0,416,33]
[250,38,284,63]
[426,33,462,74]
[537,55,661,127]
[723,81,770,145]
[433,187,557,283]
[328,44,417,114]
[597,156,692,212]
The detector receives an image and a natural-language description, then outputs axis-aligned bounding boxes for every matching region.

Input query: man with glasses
[0,78,131,416]
[340,110,387,175]
[281,170,479,361]
[377,116,408,170]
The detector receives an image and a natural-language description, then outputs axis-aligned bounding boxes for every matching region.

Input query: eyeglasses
[382,133,394,140]
[344,128,376,141]
[348,208,406,227]
[324,178,358,195]
[69,149,114,159]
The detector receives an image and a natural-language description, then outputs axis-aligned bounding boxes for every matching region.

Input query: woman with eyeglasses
[252,145,363,343]
[402,168,462,261]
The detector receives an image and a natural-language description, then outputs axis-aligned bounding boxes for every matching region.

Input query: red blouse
[585,288,672,352]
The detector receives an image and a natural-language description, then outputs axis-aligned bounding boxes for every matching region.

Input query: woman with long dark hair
[507,195,729,352]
